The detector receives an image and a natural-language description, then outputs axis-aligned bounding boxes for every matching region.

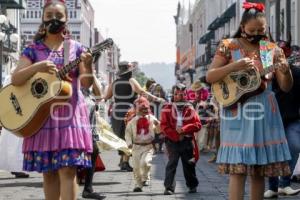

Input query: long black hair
[233,8,266,38]
[33,1,69,42]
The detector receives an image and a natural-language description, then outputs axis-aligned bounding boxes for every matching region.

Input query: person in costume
[206,2,293,200]
[103,61,164,171]
[11,1,93,199]
[160,83,201,195]
[125,96,160,192]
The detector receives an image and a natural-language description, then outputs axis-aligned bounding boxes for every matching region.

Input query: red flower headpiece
[243,2,265,12]
[45,0,65,5]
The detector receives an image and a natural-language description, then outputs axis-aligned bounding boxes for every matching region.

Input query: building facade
[266,0,300,45]
[20,0,94,47]
[0,0,26,86]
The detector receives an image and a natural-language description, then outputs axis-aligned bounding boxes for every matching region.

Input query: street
[0,150,299,200]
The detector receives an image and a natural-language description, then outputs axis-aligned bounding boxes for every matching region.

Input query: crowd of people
[1,1,300,200]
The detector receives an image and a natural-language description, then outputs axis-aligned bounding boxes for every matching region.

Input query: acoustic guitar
[211,56,297,108]
[0,38,113,137]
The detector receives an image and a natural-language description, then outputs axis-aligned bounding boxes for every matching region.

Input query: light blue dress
[215,39,291,176]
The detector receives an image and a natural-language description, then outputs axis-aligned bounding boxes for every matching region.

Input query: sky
[89,0,179,64]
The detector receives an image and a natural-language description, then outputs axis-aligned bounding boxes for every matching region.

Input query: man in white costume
[125,96,160,192]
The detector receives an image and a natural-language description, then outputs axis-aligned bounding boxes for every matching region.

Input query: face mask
[44,19,66,34]
[243,32,266,44]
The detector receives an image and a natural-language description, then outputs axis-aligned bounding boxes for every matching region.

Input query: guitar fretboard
[56,38,113,80]
[57,58,82,79]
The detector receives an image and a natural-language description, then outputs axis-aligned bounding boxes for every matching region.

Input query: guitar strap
[63,35,71,66]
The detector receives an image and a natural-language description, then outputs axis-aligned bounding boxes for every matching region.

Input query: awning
[199,31,215,44]
[208,17,220,31]
[0,0,26,9]
[219,2,236,25]
[207,3,236,31]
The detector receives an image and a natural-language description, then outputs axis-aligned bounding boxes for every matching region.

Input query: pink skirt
[23,89,93,153]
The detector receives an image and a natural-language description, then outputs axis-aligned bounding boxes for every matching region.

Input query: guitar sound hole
[31,78,48,99]
[239,76,249,87]
[35,83,44,94]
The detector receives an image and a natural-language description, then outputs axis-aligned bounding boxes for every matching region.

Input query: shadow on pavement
[0,181,43,188]
[92,181,121,186]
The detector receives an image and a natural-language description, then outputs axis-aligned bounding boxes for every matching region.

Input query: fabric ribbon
[243,2,265,12]
[136,117,150,135]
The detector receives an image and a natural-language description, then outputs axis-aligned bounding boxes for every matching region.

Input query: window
[70,11,73,18]
[74,11,77,18]
[31,11,33,18]
[35,11,37,18]
[27,11,29,18]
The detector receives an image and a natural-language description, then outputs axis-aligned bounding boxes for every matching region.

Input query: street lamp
[0,14,19,88]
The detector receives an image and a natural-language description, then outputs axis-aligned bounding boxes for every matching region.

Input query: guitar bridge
[10,93,23,116]
[219,81,229,99]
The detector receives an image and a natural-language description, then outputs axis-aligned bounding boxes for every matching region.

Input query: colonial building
[265,0,300,45]
[20,0,95,47]
[0,0,26,86]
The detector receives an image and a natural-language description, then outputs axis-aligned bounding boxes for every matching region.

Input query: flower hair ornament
[242,1,265,12]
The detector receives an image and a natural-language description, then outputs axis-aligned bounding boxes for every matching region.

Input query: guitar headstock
[287,54,300,66]
[91,38,114,54]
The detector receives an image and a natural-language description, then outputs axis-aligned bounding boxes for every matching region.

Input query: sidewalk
[0,150,299,200]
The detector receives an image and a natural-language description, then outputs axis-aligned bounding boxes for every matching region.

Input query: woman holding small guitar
[11,1,93,200]
[206,2,293,200]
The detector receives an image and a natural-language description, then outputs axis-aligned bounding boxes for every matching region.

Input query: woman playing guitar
[11,1,93,199]
[206,2,293,200]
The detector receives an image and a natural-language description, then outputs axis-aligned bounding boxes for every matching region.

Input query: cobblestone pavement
[0,150,299,200]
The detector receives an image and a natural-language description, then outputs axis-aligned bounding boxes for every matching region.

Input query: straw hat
[191,81,204,91]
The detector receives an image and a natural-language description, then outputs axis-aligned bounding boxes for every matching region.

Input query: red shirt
[160,103,201,142]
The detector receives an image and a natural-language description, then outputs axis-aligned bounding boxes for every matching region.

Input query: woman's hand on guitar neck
[34,60,57,74]
[277,61,290,75]
[232,58,255,72]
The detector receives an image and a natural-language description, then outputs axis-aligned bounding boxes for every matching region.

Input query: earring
[39,24,46,35]
[241,32,246,38]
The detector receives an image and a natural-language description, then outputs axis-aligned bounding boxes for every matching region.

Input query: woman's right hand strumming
[207,57,255,84]
[34,60,57,74]
[232,58,255,72]
[11,58,57,86]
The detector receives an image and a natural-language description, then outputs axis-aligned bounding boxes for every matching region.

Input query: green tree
[134,69,148,87]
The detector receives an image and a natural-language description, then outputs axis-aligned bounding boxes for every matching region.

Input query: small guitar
[211,56,297,108]
[0,38,113,137]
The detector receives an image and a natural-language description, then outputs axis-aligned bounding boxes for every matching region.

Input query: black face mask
[243,32,266,44]
[44,19,66,34]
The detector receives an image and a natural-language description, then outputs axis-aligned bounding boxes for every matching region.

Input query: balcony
[0,0,26,9]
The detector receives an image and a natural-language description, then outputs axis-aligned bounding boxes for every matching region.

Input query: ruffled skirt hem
[23,149,92,173]
[218,162,290,177]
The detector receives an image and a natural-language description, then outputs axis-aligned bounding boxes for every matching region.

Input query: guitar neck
[56,38,114,79]
[57,57,82,79]
[259,55,298,77]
